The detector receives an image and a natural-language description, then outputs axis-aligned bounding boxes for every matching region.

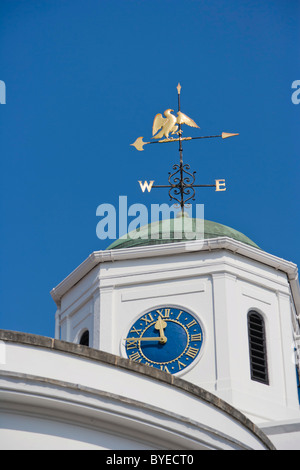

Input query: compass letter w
[138,181,154,192]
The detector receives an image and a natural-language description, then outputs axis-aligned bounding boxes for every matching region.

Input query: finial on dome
[176,211,190,218]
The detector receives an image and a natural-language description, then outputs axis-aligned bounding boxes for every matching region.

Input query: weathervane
[131,84,239,212]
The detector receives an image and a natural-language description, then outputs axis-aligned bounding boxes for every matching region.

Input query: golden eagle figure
[152,109,199,139]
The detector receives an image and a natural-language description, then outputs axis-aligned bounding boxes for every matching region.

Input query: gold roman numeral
[176,310,183,320]
[157,308,171,318]
[129,351,142,362]
[141,313,154,324]
[130,326,142,335]
[190,333,202,341]
[164,308,171,318]
[186,347,199,359]
[126,339,138,350]
[177,360,187,371]
[160,365,171,373]
[186,319,197,329]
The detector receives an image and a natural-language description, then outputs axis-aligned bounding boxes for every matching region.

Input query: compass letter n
[139,181,154,192]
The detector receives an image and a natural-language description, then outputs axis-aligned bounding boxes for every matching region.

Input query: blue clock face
[125,307,204,374]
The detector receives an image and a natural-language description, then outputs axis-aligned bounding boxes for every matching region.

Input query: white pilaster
[277,291,300,411]
[211,272,238,401]
[92,290,101,349]
[54,308,61,340]
[98,286,115,354]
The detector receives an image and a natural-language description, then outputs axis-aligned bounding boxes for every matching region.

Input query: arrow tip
[222,132,239,139]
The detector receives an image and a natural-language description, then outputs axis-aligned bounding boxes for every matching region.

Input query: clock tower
[50,214,300,448]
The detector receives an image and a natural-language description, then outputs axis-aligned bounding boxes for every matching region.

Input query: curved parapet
[0,330,275,450]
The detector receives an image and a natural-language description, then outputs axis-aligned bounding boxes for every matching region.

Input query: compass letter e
[215,179,226,191]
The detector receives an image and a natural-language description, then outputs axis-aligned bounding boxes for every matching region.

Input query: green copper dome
[106,216,259,250]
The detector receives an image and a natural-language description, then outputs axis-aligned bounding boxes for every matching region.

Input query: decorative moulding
[50,237,299,315]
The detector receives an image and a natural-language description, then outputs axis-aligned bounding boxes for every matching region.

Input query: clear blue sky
[0,0,299,337]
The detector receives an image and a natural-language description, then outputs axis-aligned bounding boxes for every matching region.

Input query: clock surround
[122,306,204,375]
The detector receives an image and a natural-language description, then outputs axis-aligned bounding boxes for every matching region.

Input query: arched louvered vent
[248,311,269,385]
[79,330,89,346]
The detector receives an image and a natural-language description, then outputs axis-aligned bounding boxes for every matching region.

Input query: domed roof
[106,215,259,250]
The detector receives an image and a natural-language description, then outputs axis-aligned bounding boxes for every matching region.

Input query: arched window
[79,330,89,346]
[248,311,269,385]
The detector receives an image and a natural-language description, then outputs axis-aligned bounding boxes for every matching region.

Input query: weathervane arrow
[131,132,239,151]
[132,84,239,212]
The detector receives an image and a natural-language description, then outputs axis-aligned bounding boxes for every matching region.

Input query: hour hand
[154,316,167,343]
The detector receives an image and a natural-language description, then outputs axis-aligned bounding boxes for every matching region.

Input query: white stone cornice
[50,237,299,314]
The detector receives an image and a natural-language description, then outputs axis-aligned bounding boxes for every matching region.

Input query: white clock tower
[50,215,300,449]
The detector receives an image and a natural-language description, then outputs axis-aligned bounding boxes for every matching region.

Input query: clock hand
[126,336,167,344]
[126,317,168,345]
[154,316,167,342]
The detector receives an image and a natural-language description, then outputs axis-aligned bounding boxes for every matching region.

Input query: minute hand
[126,336,167,343]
